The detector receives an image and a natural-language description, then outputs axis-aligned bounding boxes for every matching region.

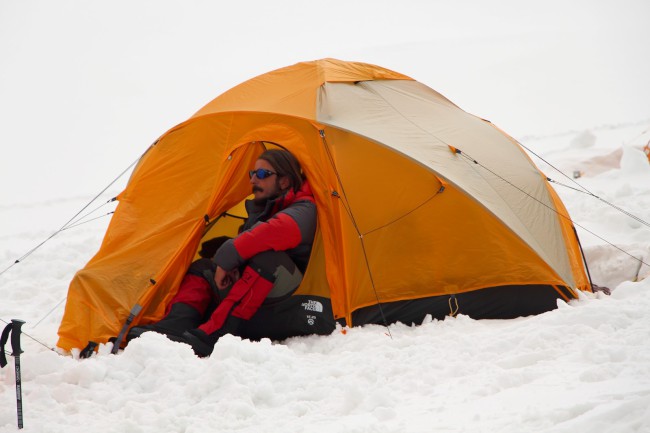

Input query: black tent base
[130,285,574,345]
[235,284,573,342]
[351,284,575,327]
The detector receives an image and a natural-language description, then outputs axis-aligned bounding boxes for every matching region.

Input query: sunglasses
[248,168,277,179]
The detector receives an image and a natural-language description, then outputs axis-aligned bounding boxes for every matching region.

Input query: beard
[252,186,268,206]
[252,183,282,206]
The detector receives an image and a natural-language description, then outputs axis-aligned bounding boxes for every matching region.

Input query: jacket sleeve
[213,200,316,271]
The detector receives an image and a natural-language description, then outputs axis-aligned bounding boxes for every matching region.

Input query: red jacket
[213,180,317,272]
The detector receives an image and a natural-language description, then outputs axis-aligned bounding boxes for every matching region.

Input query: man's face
[250,158,288,203]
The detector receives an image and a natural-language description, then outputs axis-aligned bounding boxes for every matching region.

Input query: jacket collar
[277,179,314,209]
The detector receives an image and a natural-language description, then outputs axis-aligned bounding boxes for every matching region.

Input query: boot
[127,303,203,342]
[181,316,243,357]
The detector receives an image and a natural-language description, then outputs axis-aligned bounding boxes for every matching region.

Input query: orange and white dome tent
[57,59,591,352]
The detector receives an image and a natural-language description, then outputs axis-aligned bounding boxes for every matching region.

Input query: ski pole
[12,320,25,429]
[1,319,25,429]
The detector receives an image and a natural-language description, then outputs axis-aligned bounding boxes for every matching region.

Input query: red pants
[170,251,302,336]
[170,266,274,335]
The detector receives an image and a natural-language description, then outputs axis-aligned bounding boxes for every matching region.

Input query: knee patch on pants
[247,251,303,299]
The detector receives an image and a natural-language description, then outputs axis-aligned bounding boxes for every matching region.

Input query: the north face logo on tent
[302,300,323,313]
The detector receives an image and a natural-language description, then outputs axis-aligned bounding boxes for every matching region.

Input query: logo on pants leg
[301,300,323,312]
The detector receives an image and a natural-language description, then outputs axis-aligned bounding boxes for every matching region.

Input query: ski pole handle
[10,320,25,356]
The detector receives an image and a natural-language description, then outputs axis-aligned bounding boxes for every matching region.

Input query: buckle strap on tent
[448,295,459,317]
[111,304,143,354]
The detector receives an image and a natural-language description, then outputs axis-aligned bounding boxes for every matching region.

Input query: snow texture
[1,1,650,432]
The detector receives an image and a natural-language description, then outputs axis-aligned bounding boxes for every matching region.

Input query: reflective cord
[0,317,56,352]
[454,149,650,270]
[0,203,116,277]
[517,141,597,196]
[518,140,650,229]
[547,178,650,229]
[64,197,117,228]
[1,150,145,277]
[31,297,67,329]
[60,212,115,231]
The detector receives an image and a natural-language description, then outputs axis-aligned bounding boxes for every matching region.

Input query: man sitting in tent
[128,149,317,357]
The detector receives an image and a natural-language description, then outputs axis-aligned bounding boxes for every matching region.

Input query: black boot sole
[181,331,215,358]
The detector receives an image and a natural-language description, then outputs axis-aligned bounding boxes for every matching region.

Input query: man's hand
[214,266,240,290]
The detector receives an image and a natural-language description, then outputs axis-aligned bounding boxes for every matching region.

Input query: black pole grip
[0,323,12,368]
[10,320,25,356]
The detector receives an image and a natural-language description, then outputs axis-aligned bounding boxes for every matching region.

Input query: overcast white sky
[1,3,649,431]
[1,0,649,209]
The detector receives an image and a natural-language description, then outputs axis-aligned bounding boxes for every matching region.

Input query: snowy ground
[3,122,649,433]
[2,1,650,432]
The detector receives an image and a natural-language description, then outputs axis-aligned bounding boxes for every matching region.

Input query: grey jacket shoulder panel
[278,200,317,246]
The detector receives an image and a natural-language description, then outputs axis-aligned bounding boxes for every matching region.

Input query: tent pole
[319,130,392,337]
[572,226,594,290]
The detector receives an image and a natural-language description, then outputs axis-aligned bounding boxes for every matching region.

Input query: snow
[1,1,650,432]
